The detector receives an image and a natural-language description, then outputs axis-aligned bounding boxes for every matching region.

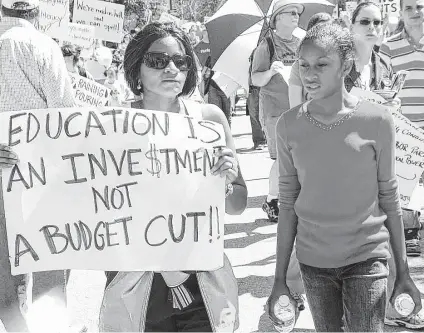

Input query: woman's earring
[137,80,142,91]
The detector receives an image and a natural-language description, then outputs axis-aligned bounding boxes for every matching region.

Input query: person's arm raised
[202,104,247,215]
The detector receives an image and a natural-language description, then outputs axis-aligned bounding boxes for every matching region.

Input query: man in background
[0,0,75,330]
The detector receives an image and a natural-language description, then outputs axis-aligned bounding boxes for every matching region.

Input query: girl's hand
[0,144,18,169]
[390,272,422,316]
[210,146,238,184]
[267,283,300,326]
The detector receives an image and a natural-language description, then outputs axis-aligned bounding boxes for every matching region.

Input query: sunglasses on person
[279,10,299,17]
[357,19,382,27]
[142,52,193,71]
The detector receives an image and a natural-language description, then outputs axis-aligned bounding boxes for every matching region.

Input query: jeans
[208,84,232,126]
[402,208,421,230]
[300,258,388,332]
[247,87,265,145]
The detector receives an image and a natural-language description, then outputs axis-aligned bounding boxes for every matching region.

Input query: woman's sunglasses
[143,52,193,71]
[358,19,382,27]
[279,10,300,17]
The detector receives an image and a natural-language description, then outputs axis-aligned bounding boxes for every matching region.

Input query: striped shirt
[380,30,424,127]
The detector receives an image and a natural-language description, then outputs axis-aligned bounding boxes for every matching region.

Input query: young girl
[268,23,421,332]
[289,2,394,108]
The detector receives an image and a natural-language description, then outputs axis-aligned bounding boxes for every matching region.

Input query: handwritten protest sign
[69,73,110,107]
[379,0,400,16]
[351,88,424,208]
[64,23,95,49]
[0,107,226,275]
[391,111,424,207]
[73,0,125,43]
[38,0,69,39]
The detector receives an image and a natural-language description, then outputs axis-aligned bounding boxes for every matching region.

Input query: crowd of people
[0,0,423,332]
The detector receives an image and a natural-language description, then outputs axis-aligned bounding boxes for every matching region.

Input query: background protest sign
[379,0,400,17]
[351,88,424,208]
[38,0,69,39]
[69,73,110,107]
[391,111,424,208]
[64,23,96,49]
[0,107,226,275]
[73,0,125,43]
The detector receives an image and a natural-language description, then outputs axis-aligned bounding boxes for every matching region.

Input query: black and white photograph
[0,0,423,332]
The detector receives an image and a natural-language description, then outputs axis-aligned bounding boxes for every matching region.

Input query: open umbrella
[205,0,336,91]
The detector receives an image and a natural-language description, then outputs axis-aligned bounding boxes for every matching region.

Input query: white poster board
[72,0,125,43]
[0,108,226,275]
[351,88,424,209]
[69,73,111,107]
[38,0,69,39]
[379,0,400,17]
[64,23,96,49]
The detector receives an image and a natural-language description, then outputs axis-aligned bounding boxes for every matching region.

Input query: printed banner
[38,0,69,39]
[351,88,424,208]
[0,108,226,275]
[69,73,110,107]
[72,0,125,43]
[64,23,96,49]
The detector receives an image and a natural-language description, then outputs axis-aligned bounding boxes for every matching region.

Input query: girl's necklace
[303,99,362,131]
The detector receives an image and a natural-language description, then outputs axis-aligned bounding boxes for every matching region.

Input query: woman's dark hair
[124,22,198,97]
[306,12,333,31]
[298,23,356,65]
[61,45,81,66]
[351,1,381,24]
[393,18,405,35]
[1,5,39,21]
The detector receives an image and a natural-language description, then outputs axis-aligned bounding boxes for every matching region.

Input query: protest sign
[72,0,125,43]
[391,111,424,208]
[38,0,69,39]
[64,23,96,49]
[379,0,400,17]
[69,73,110,107]
[0,107,226,275]
[351,88,424,208]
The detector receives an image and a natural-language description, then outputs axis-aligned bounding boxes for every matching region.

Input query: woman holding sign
[98,22,247,332]
[267,22,421,332]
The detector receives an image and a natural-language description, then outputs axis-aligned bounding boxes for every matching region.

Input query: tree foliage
[70,0,227,30]
[170,0,225,22]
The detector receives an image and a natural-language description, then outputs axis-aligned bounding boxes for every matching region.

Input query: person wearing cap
[251,0,303,223]
[0,0,75,331]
